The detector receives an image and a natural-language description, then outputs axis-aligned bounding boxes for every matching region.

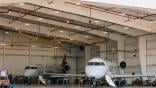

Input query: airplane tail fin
[105,75,116,87]
[39,75,47,86]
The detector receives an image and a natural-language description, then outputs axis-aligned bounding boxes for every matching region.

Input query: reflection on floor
[10,84,156,88]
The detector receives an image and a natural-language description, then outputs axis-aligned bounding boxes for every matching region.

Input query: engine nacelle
[120,61,126,69]
[64,64,70,71]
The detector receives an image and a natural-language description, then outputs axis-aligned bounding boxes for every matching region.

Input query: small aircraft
[24,57,155,87]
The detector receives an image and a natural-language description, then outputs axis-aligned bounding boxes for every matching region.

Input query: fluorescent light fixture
[60,30,64,33]
[31,45,37,48]
[5,31,9,34]
[119,13,126,16]
[94,20,99,23]
[54,47,58,48]
[66,20,70,24]
[85,35,89,38]
[19,3,24,6]
[123,27,129,29]
[58,42,62,44]
[81,0,156,9]
[150,20,156,24]
[8,11,11,14]
[0,43,6,46]
[70,38,73,40]
[38,18,43,21]
[15,28,18,30]
[75,26,80,29]
[25,23,30,26]
[103,31,108,34]
[55,11,59,14]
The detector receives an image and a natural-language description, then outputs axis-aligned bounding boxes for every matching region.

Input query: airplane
[24,57,155,87]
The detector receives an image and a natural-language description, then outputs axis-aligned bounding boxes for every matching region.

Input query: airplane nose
[85,66,106,79]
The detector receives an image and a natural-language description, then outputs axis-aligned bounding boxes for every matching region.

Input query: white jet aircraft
[24,58,155,87]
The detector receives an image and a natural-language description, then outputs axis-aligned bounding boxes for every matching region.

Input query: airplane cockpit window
[88,62,94,65]
[88,62,105,66]
[25,66,37,69]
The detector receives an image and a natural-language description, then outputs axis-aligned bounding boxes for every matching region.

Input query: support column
[139,36,147,79]
[85,46,91,64]
[99,43,106,59]
[118,40,125,75]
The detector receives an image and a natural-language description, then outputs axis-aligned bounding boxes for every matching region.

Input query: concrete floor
[10,84,155,88]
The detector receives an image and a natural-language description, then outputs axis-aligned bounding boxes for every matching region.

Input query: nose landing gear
[90,79,97,88]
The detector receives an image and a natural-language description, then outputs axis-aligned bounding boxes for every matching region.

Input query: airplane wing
[114,74,155,78]
[44,72,86,78]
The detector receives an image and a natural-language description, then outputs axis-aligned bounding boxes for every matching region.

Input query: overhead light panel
[5,31,9,34]
[119,13,126,16]
[85,35,89,38]
[25,23,30,26]
[58,42,62,44]
[54,47,58,49]
[31,45,37,48]
[94,20,100,23]
[123,27,129,29]
[0,43,6,46]
[150,20,156,24]
[19,3,24,6]
[103,31,108,34]
[55,11,59,14]
[60,30,64,33]
[75,26,80,29]
[38,18,43,21]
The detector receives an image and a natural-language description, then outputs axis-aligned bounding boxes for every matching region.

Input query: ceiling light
[66,20,70,24]
[0,43,6,46]
[85,35,89,38]
[8,11,11,14]
[94,20,99,23]
[31,45,37,48]
[58,42,62,44]
[38,18,43,21]
[60,30,64,33]
[25,23,30,26]
[103,31,108,34]
[55,11,59,14]
[35,37,39,40]
[47,34,50,36]
[19,3,24,6]
[123,27,129,29]
[119,13,126,16]
[54,47,58,48]
[75,26,80,29]
[5,31,9,34]
[150,20,156,24]
[15,28,18,30]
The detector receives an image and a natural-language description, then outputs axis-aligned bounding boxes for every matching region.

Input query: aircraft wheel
[91,79,96,88]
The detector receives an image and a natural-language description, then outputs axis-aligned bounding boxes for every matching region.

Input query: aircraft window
[31,67,37,69]
[94,62,105,65]
[88,62,94,65]
[88,62,105,65]
[25,66,30,69]
[25,67,37,69]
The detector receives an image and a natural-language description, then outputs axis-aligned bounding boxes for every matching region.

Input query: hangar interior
[0,0,156,87]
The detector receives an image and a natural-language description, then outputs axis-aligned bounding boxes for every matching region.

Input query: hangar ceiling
[0,0,155,46]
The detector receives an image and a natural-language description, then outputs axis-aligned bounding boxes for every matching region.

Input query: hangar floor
[10,85,155,88]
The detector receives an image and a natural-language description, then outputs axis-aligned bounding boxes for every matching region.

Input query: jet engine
[120,61,127,69]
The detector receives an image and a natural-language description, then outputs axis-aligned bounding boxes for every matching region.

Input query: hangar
[0,0,155,88]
